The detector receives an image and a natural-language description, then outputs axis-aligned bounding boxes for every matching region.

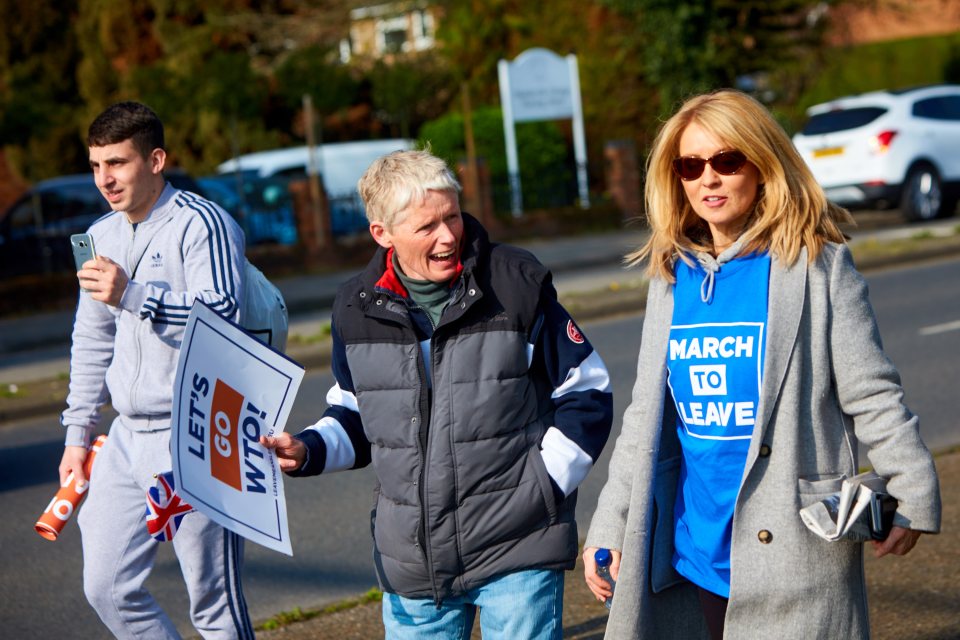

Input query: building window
[377,15,408,55]
[348,3,437,60]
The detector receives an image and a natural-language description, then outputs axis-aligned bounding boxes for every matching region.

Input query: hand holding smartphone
[70,233,97,291]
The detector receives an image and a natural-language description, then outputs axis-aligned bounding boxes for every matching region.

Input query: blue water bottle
[594,548,616,609]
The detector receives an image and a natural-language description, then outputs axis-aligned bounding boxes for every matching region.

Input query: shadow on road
[0,439,64,492]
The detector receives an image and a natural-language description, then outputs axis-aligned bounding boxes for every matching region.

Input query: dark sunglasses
[672,150,748,181]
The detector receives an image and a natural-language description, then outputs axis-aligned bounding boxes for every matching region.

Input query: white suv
[793,84,960,221]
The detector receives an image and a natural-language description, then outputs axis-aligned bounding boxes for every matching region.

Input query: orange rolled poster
[35,434,107,541]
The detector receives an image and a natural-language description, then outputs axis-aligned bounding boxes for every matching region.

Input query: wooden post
[604,139,642,221]
[461,82,485,225]
[303,94,326,250]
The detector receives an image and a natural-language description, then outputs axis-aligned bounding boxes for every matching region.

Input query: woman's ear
[369,222,392,249]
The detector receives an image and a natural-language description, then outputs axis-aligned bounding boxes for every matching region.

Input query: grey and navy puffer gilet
[332,215,579,602]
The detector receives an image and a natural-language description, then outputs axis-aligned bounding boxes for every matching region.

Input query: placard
[171,301,303,555]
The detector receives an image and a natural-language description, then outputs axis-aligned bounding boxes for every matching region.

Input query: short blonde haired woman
[583,90,941,640]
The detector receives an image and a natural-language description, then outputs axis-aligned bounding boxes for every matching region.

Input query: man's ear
[369,222,392,249]
[150,148,167,175]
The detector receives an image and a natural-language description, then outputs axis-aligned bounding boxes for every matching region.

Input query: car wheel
[901,164,943,221]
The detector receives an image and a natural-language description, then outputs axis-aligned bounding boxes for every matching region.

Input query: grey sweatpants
[78,417,254,639]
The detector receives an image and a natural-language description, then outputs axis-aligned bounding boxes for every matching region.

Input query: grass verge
[287,322,332,345]
[259,587,383,631]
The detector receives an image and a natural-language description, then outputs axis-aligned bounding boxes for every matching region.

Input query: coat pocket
[797,474,846,508]
[649,455,685,594]
[457,446,553,551]
[529,445,559,524]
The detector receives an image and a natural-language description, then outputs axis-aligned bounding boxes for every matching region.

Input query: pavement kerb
[1,231,959,425]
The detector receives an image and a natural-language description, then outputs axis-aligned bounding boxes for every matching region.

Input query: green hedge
[788,32,960,126]
[418,107,574,212]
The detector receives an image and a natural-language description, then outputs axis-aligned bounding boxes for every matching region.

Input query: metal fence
[491,168,578,215]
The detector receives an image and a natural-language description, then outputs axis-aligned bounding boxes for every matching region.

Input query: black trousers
[698,587,729,640]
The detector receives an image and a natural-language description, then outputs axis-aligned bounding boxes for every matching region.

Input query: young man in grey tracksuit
[59,101,253,639]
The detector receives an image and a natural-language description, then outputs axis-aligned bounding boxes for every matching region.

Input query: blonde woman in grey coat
[582,89,941,640]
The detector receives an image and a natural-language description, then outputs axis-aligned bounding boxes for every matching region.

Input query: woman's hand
[871,526,923,558]
[260,433,307,473]
[583,546,620,603]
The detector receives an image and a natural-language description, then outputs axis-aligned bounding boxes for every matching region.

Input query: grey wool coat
[585,243,941,639]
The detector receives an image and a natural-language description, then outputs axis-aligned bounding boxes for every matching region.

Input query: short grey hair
[358,148,462,228]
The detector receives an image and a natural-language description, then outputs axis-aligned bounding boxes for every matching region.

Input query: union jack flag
[145,471,195,542]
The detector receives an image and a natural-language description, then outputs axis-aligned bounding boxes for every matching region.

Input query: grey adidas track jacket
[62,184,245,446]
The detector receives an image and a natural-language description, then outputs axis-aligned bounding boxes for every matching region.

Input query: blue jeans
[382,568,564,639]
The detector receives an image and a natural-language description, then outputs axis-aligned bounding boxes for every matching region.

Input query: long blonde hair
[629,89,852,281]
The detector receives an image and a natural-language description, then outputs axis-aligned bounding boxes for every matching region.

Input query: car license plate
[813,146,844,158]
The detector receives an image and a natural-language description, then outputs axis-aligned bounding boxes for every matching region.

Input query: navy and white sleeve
[290,323,372,476]
[533,292,613,497]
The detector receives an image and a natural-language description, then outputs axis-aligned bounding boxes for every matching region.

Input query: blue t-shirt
[667,251,770,597]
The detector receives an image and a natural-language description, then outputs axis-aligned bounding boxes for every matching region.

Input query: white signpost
[171,302,303,555]
[498,47,590,216]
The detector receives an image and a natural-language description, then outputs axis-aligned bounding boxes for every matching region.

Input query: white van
[217,139,415,196]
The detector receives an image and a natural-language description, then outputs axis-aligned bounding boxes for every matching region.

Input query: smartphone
[70,233,97,291]
[869,492,898,541]
[70,233,97,271]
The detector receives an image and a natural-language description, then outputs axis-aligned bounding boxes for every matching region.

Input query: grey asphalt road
[1,256,957,637]
[864,257,960,453]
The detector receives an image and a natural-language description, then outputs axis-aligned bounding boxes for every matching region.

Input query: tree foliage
[433,0,529,104]
[369,55,456,139]
[0,0,898,190]
[0,0,85,179]
[275,46,359,116]
[598,0,835,114]
[3,0,358,180]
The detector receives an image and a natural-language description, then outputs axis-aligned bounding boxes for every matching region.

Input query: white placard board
[171,301,303,555]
